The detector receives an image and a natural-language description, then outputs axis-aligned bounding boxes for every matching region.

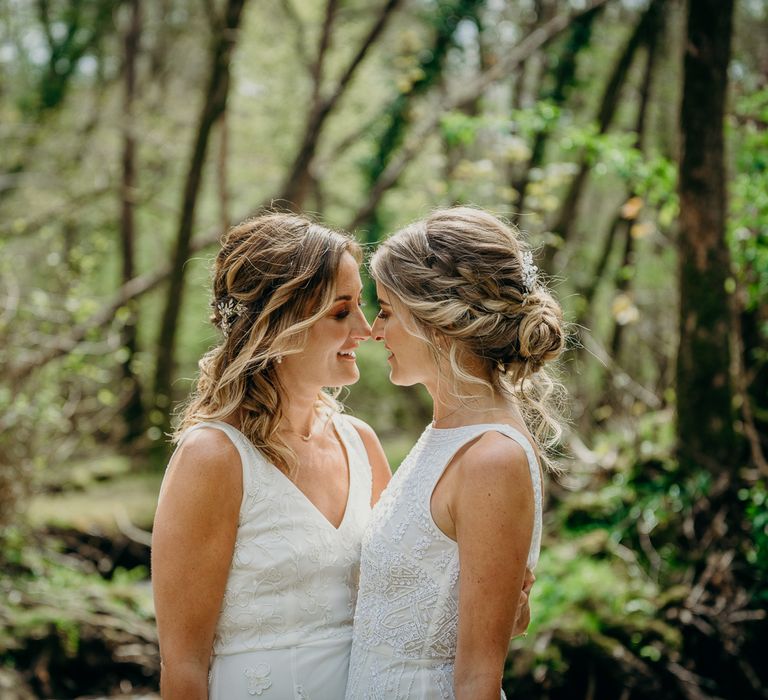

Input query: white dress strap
[333,413,374,505]
[428,423,543,569]
[180,421,261,516]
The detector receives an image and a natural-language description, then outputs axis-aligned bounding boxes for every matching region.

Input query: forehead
[375,281,391,302]
[334,251,362,292]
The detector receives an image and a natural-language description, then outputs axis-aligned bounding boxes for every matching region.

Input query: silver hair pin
[217,298,247,336]
[521,251,538,301]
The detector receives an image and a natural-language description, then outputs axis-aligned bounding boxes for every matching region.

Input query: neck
[279,382,325,438]
[428,380,514,430]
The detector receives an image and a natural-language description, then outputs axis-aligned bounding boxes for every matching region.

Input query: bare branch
[0,185,114,240]
[6,209,256,383]
[279,0,404,206]
[201,0,220,29]
[324,0,401,112]
[310,0,340,105]
[279,0,311,70]
[579,332,662,409]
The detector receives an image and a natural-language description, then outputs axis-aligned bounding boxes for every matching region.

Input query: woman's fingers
[522,568,536,595]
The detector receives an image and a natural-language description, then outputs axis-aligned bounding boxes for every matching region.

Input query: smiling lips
[338,350,357,360]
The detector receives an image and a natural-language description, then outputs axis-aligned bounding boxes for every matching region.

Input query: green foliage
[358,0,485,244]
[530,539,663,637]
[440,111,480,147]
[729,87,768,314]
[0,529,157,695]
[555,409,723,573]
[739,482,768,593]
[0,0,767,694]
[6,0,119,118]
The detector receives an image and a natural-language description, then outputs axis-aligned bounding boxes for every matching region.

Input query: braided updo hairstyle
[174,212,362,474]
[370,206,565,467]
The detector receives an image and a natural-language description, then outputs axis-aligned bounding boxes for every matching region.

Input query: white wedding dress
[173,414,372,700]
[345,423,543,700]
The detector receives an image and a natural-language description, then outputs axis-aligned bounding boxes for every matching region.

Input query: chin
[334,368,360,387]
[388,371,415,387]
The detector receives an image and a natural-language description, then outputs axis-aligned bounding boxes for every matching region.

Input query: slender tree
[547,0,665,267]
[1,0,119,202]
[119,0,144,443]
[357,0,486,247]
[277,0,404,209]
[608,10,662,359]
[511,5,602,223]
[676,0,737,470]
[152,0,248,424]
[347,0,611,234]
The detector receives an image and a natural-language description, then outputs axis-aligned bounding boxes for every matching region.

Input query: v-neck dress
[174,414,372,700]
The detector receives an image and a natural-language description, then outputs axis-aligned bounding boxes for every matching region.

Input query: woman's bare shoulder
[455,431,532,490]
[163,426,242,491]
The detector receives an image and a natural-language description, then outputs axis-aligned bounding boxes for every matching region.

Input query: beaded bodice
[350,423,542,663]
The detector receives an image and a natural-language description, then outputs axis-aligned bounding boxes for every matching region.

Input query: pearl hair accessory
[521,251,538,302]
[217,297,247,336]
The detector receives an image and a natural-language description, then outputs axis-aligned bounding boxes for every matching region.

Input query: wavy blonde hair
[370,206,565,469]
[174,212,362,474]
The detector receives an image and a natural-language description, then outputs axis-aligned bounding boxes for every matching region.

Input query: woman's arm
[151,429,242,700]
[347,415,392,505]
[451,434,535,700]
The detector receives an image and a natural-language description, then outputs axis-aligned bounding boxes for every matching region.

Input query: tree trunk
[216,110,231,234]
[676,0,736,471]
[512,6,601,223]
[152,0,248,424]
[546,0,664,268]
[607,7,662,360]
[119,0,145,444]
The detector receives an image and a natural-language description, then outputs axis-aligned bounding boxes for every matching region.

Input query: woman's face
[277,252,370,390]
[372,283,436,388]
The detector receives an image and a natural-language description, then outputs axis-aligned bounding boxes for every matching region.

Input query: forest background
[0,0,766,698]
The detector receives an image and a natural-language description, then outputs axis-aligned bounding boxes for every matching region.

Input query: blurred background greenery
[0,0,766,697]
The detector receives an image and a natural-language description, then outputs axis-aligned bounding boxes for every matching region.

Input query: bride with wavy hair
[152,212,390,699]
[346,207,564,700]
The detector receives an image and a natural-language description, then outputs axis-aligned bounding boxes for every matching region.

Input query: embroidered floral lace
[172,415,372,699]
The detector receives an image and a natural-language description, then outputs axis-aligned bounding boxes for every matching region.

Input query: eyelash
[376,309,389,320]
[333,301,365,320]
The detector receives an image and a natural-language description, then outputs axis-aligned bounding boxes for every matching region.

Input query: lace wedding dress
[173,414,372,699]
[345,423,543,700]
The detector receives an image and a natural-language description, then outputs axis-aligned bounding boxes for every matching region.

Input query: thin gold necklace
[281,414,328,442]
[431,404,465,429]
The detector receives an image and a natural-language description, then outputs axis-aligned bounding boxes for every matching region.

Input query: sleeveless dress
[171,414,372,700]
[345,423,543,700]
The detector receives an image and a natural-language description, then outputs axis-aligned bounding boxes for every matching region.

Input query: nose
[351,306,371,340]
[371,315,384,342]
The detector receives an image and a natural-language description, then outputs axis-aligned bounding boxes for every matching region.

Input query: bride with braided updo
[345,207,564,700]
